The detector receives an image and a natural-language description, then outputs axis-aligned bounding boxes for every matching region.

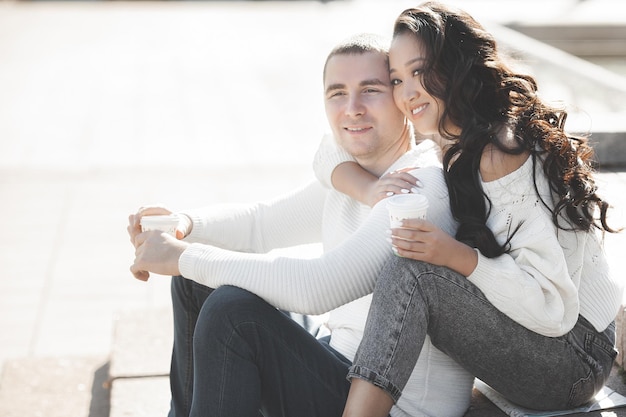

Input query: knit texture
[468,156,622,335]
[178,139,473,417]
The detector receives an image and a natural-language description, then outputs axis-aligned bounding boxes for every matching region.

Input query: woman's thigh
[362,256,600,410]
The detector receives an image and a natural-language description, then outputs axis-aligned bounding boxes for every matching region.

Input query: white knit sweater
[468,155,623,336]
[178,138,474,417]
[314,136,622,337]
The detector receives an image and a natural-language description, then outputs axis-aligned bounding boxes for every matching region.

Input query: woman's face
[389,32,446,136]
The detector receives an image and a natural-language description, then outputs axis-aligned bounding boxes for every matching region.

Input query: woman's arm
[470,154,580,337]
[313,133,422,207]
[331,162,420,207]
[393,152,582,337]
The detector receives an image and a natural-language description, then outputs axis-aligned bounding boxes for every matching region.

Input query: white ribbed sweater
[178,139,474,417]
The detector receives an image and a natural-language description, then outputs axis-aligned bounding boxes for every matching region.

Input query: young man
[128,34,473,417]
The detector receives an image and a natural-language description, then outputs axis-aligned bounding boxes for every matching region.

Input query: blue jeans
[348,256,617,410]
[169,276,352,417]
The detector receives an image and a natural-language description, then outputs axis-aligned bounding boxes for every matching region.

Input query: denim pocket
[584,324,617,377]
[568,321,617,407]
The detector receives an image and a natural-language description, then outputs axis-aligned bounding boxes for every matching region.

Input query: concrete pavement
[0,0,625,416]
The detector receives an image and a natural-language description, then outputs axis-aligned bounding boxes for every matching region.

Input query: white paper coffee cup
[387,194,429,228]
[140,214,180,236]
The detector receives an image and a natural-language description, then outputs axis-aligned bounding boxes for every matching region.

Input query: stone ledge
[107,307,506,415]
[616,306,626,369]
[0,356,110,417]
[506,24,626,57]
[109,307,173,381]
[108,307,626,416]
[110,376,170,417]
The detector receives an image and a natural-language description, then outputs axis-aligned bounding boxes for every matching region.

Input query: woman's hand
[367,168,420,206]
[390,218,478,276]
[130,230,190,281]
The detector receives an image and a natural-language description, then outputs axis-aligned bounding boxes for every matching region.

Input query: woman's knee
[379,257,436,292]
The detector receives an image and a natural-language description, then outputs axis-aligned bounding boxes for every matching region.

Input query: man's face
[324,52,407,168]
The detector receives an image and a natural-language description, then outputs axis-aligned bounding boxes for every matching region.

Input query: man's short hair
[323,33,391,83]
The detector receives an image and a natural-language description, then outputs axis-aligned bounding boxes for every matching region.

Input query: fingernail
[401,189,409,194]
[411,187,419,193]
[386,191,394,196]
[386,237,392,244]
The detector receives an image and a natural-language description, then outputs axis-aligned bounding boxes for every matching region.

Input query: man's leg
[190,285,352,417]
[169,276,214,417]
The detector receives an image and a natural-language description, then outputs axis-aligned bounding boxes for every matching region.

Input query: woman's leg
[190,285,352,417]
[169,276,214,417]
[346,256,614,414]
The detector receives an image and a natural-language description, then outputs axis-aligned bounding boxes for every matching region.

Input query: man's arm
[177,166,454,315]
[180,181,326,252]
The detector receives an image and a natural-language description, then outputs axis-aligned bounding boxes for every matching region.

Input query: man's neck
[359,130,413,178]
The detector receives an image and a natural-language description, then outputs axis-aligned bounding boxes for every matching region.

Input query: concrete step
[488,23,626,168]
[2,306,626,417]
[106,307,625,417]
[108,308,173,417]
[506,23,626,57]
[0,356,110,417]
[106,307,508,416]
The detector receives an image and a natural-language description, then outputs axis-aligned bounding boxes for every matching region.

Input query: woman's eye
[413,68,422,76]
[391,79,401,86]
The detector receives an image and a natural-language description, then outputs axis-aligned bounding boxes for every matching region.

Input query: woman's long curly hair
[394,2,617,258]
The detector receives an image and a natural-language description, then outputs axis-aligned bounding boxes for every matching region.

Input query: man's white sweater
[178,139,474,417]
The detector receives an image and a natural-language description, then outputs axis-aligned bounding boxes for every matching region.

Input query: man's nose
[345,96,365,117]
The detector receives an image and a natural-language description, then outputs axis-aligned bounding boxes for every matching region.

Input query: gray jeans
[348,255,617,410]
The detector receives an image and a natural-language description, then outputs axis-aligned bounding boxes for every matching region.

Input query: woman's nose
[402,80,420,103]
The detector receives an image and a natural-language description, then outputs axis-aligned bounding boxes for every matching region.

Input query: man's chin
[337,140,372,158]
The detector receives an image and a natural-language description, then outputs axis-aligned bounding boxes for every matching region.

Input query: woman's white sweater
[468,156,623,336]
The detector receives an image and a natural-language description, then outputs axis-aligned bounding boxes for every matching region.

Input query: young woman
[321,3,623,416]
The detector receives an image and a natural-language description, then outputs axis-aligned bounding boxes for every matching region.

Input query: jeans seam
[183,294,194,415]
[375,272,421,402]
[220,320,349,411]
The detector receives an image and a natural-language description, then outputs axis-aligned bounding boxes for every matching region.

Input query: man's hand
[130,231,189,281]
[128,205,179,248]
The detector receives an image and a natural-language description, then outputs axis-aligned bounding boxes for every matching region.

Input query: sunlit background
[0,0,625,415]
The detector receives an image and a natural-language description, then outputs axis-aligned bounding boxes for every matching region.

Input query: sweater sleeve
[312,133,355,189]
[180,181,326,253]
[467,160,580,337]
[179,166,454,315]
